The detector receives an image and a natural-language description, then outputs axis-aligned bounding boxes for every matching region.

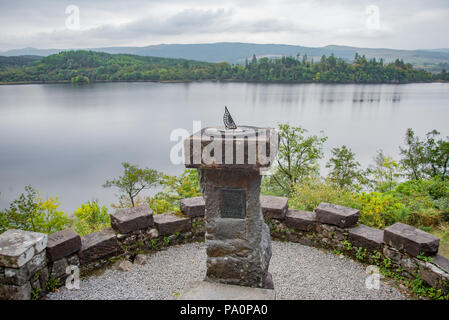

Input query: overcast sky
[0,0,448,51]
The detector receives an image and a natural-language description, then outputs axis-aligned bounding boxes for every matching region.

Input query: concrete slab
[179,281,276,300]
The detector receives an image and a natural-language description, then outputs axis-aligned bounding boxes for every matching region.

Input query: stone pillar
[0,229,48,300]
[184,126,278,289]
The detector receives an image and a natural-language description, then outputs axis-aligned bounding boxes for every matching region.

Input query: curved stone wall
[0,195,448,300]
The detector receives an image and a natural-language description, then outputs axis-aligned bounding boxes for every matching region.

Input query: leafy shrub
[146,169,201,214]
[0,186,71,234]
[72,200,110,236]
[355,192,408,228]
[288,177,359,212]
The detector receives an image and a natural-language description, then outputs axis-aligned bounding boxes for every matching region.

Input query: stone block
[315,203,359,228]
[3,251,46,286]
[433,255,449,273]
[67,254,80,266]
[0,229,47,268]
[0,282,31,300]
[285,209,317,232]
[383,246,402,265]
[46,228,81,262]
[419,261,449,288]
[180,197,205,218]
[110,205,154,234]
[153,213,191,236]
[348,224,384,251]
[260,195,288,220]
[78,228,120,265]
[216,218,246,240]
[50,258,68,279]
[384,222,439,257]
[206,239,252,257]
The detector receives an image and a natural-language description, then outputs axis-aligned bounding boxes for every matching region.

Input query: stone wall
[1,195,448,300]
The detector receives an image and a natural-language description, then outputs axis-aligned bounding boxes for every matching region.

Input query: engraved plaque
[220,188,246,219]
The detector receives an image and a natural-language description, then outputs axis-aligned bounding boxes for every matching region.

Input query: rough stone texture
[67,254,80,266]
[285,209,317,232]
[384,222,439,257]
[179,281,276,300]
[0,282,32,300]
[50,258,69,279]
[3,251,46,285]
[199,168,272,288]
[38,267,49,291]
[180,196,205,218]
[46,229,81,262]
[153,213,191,236]
[134,254,147,265]
[383,246,402,265]
[419,260,449,289]
[315,202,359,228]
[433,255,449,273]
[78,228,120,265]
[114,260,134,272]
[260,195,288,220]
[348,224,384,251]
[0,229,47,268]
[148,228,159,239]
[110,205,154,234]
[184,127,279,170]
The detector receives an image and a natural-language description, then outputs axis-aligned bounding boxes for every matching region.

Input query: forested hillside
[0,50,448,84]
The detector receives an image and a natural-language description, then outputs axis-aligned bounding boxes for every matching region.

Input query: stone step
[315,202,359,228]
[260,195,288,220]
[153,212,191,236]
[348,224,384,251]
[384,222,439,257]
[179,281,276,300]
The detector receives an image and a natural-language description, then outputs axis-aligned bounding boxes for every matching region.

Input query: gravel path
[47,241,408,300]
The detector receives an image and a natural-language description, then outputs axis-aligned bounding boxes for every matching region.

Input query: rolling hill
[1,43,449,72]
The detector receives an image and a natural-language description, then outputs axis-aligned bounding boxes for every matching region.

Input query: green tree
[400,128,449,180]
[367,150,401,192]
[400,128,426,180]
[103,162,162,207]
[0,186,71,234]
[264,124,327,195]
[423,130,449,180]
[146,169,201,214]
[326,145,362,190]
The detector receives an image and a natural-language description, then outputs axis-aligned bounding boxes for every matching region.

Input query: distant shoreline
[1,79,448,86]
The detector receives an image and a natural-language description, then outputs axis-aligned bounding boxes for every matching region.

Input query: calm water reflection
[0,82,448,212]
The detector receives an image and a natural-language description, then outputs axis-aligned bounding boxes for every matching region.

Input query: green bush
[146,169,201,214]
[71,75,89,84]
[72,200,110,236]
[288,177,359,212]
[0,186,72,234]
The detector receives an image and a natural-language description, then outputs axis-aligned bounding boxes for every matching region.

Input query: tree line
[1,50,448,84]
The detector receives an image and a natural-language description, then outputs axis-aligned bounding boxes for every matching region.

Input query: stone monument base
[179,281,276,300]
